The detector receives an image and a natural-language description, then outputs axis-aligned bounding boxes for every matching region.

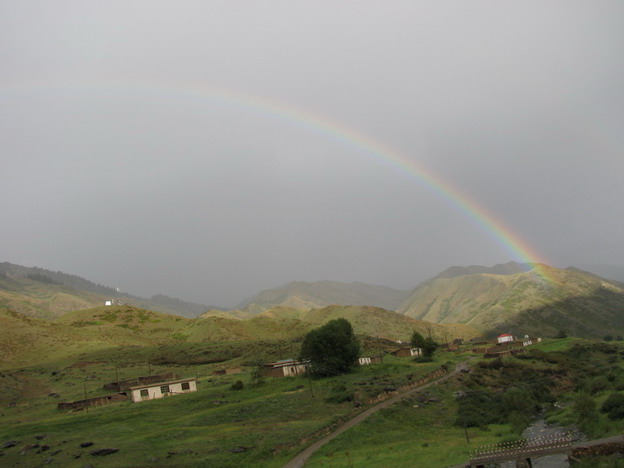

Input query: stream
[494,419,581,468]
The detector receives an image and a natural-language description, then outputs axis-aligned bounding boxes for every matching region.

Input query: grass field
[0,341,451,467]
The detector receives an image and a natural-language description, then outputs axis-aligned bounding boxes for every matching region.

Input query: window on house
[140,389,148,397]
[181,382,190,391]
[160,385,170,394]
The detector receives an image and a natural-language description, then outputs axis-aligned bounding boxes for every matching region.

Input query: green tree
[421,337,439,358]
[410,330,425,348]
[299,319,360,377]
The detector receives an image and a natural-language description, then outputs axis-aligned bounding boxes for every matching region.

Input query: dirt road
[283,361,470,468]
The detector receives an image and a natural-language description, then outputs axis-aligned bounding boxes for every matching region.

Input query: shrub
[573,393,599,435]
[325,383,355,404]
[588,376,610,395]
[601,393,624,420]
[230,380,244,391]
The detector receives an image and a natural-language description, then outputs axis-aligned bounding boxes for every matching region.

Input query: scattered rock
[383,387,397,392]
[80,442,94,448]
[48,393,60,398]
[229,446,249,453]
[90,448,119,456]
[148,456,160,462]
[44,457,53,464]
[2,441,18,449]
[428,397,440,403]
[51,449,62,455]
[35,434,47,440]
[37,445,51,453]
[51,371,58,376]
[73,452,82,459]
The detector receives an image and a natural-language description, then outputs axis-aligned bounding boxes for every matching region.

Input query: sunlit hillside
[398,264,624,338]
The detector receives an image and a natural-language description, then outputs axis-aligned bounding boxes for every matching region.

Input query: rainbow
[4,81,553,281]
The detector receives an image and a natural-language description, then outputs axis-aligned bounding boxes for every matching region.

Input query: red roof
[498,333,512,337]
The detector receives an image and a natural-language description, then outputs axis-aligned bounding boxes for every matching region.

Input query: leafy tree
[410,331,425,348]
[555,329,568,339]
[299,318,360,377]
[411,331,438,357]
[421,337,439,358]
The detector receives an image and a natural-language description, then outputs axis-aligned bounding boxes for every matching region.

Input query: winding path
[282,361,470,468]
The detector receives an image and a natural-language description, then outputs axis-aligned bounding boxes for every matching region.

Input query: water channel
[493,419,581,468]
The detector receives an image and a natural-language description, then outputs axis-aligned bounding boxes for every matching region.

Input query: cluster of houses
[472,333,542,358]
[58,333,539,411]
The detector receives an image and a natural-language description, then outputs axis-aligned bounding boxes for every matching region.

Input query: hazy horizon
[3,2,623,306]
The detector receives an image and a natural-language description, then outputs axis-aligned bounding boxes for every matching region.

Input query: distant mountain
[397,263,624,338]
[574,264,624,285]
[0,262,214,319]
[237,280,410,315]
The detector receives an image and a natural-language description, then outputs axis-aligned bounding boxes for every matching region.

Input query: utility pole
[307,369,314,398]
[377,335,383,363]
[83,380,89,414]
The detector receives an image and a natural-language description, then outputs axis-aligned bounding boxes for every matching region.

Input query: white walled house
[263,359,309,378]
[497,334,514,344]
[129,377,197,403]
[359,357,372,365]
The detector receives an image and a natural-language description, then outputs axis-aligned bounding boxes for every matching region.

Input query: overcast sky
[2,1,623,307]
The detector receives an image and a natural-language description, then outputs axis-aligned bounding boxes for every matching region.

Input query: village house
[103,372,178,392]
[391,347,422,358]
[497,333,514,344]
[484,345,526,359]
[263,359,308,378]
[58,393,128,411]
[358,357,372,365]
[129,377,197,403]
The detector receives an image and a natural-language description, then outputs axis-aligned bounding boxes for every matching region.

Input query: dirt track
[282,361,470,468]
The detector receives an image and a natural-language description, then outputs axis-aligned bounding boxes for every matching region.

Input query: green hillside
[0,274,109,319]
[398,264,624,338]
[0,262,217,319]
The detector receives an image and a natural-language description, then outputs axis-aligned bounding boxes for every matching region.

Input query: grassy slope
[398,265,624,338]
[2,304,477,370]
[0,348,446,468]
[0,275,108,319]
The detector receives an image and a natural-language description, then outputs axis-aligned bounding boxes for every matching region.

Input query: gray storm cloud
[2,1,623,306]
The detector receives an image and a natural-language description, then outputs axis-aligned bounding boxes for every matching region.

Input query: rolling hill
[237,280,410,315]
[397,263,624,338]
[0,262,218,318]
[1,303,478,368]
